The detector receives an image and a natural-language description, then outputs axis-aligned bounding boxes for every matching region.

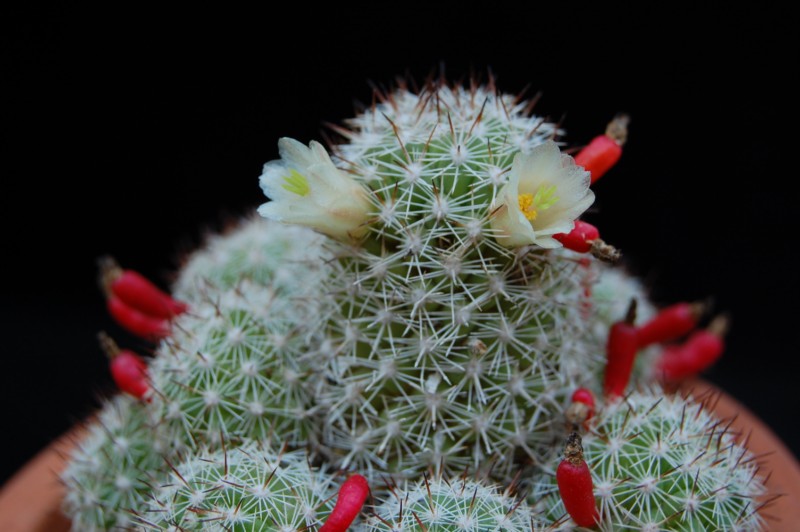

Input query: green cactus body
[364,475,538,532]
[138,440,335,531]
[62,395,175,531]
[145,216,334,449]
[174,217,330,302]
[147,280,324,447]
[311,86,602,480]
[532,388,765,531]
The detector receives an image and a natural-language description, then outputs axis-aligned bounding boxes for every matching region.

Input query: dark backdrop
[3,6,797,483]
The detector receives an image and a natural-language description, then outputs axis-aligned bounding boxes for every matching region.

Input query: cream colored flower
[490,141,594,248]
[258,138,372,240]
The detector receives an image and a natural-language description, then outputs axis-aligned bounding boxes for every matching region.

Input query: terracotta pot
[1,382,798,531]
[0,428,79,532]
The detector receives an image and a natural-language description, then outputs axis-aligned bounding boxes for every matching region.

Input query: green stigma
[532,184,559,210]
[281,169,311,196]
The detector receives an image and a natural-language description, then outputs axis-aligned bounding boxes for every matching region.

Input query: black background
[2,6,798,483]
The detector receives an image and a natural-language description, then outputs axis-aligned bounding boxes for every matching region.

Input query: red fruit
[556,432,599,528]
[637,302,705,347]
[656,316,727,380]
[555,221,599,253]
[100,257,187,319]
[99,332,150,399]
[566,388,596,430]
[107,297,170,340]
[112,352,150,399]
[319,474,369,532]
[575,136,622,184]
[575,114,628,184]
[111,270,187,317]
[571,388,595,419]
[603,299,639,399]
[554,221,621,263]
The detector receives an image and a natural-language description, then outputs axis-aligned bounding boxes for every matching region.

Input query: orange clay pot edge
[0,425,84,532]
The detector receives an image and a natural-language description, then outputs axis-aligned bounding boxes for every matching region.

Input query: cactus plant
[140,218,333,449]
[147,279,326,448]
[62,395,178,531]
[137,439,336,530]
[295,86,603,480]
[532,387,766,531]
[61,76,769,531]
[364,474,537,531]
[174,217,330,302]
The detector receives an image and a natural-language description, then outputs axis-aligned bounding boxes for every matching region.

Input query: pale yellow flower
[491,141,594,248]
[258,138,372,240]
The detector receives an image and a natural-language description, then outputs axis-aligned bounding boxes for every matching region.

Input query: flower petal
[516,141,563,193]
[532,234,563,248]
[259,138,373,241]
[491,141,595,249]
[490,172,538,247]
[277,137,316,170]
[259,161,304,201]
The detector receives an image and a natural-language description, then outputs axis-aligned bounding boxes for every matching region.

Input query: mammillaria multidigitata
[63,77,767,531]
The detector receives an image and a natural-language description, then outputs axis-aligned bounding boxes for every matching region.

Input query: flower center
[281,169,310,196]
[518,194,538,220]
[518,185,559,221]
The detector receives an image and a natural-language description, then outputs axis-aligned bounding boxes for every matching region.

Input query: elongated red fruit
[637,302,705,347]
[603,299,639,399]
[576,136,621,184]
[575,114,628,184]
[100,257,187,318]
[557,432,599,527]
[107,297,170,340]
[319,474,369,532]
[112,270,187,317]
[554,221,621,263]
[99,332,150,399]
[656,316,727,380]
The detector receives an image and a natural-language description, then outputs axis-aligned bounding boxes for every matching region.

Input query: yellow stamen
[518,193,538,221]
[518,185,560,222]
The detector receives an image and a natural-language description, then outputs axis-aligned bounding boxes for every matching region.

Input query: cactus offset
[532,387,766,531]
[137,440,336,530]
[147,279,325,447]
[62,395,178,531]
[174,217,330,302]
[365,474,538,531]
